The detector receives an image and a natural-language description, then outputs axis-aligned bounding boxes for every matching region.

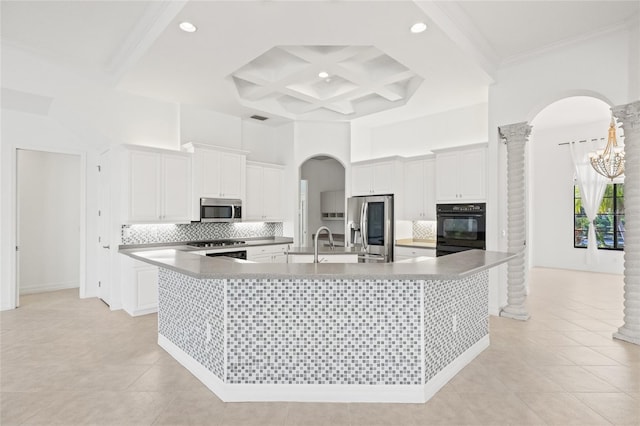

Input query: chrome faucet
[314,226,334,263]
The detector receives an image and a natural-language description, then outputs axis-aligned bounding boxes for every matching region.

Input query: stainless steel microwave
[200,198,242,222]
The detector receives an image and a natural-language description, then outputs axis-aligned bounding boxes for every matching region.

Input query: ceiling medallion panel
[230,45,424,121]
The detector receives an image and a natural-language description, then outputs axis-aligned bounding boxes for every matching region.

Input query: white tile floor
[1,267,638,425]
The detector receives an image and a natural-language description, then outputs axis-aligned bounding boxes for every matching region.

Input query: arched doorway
[299,156,346,247]
[528,95,624,275]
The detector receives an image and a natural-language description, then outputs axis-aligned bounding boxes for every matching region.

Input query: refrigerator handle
[361,201,368,251]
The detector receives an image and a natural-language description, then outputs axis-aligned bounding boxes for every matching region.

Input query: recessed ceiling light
[179,22,197,33]
[318,71,329,79]
[410,22,427,34]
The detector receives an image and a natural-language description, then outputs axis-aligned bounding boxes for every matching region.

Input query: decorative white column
[499,122,531,321]
[613,100,640,345]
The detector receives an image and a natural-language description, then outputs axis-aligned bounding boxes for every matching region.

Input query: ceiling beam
[106,1,188,84]
[414,1,498,82]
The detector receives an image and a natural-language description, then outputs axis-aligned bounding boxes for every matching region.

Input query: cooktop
[188,240,246,248]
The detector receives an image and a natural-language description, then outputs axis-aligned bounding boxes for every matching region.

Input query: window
[574,183,624,250]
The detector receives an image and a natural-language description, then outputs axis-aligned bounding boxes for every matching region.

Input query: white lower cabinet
[122,258,158,316]
[394,246,436,261]
[246,244,289,263]
[289,254,358,263]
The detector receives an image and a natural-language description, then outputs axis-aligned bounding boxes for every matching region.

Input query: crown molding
[501,13,639,68]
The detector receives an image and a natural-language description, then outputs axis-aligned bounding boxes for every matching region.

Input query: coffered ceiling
[1,1,638,126]
[230,45,423,120]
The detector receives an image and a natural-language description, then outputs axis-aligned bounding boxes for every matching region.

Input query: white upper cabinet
[435,144,487,203]
[126,147,191,224]
[128,150,160,222]
[351,159,399,196]
[403,157,436,220]
[182,143,247,221]
[160,154,192,222]
[245,162,284,221]
[199,149,244,199]
[320,190,345,220]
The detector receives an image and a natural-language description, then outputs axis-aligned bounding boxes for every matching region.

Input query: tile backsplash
[121,222,283,245]
[412,221,436,241]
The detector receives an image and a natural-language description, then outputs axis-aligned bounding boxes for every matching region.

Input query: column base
[500,306,530,321]
[613,327,640,346]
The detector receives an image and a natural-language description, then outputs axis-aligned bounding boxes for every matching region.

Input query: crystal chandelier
[589,116,625,180]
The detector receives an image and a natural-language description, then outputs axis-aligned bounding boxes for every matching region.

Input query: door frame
[11,145,87,308]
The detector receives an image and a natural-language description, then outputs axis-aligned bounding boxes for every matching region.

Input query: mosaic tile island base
[126,249,514,403]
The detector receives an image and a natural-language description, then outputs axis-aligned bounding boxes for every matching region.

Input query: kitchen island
[122,248,514,403]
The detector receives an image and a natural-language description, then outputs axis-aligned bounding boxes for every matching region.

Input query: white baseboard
[420,335,489,401]
[159,333,489,403]
[123,305,157,317]
[19,281,79,295]
[488,304,501,316]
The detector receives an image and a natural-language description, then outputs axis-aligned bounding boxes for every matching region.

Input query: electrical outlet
[452,314,457,332]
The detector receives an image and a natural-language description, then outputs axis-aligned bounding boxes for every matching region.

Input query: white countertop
[121,247,515,281]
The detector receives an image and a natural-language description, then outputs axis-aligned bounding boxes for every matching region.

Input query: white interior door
[98,151,111,305]
[15,150,22,307]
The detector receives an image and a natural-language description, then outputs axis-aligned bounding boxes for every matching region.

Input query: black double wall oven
[436,203,486,257]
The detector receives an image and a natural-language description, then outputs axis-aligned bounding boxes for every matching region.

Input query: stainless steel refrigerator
[346,194,394,262]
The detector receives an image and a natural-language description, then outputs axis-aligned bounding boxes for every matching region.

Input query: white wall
[529,123,624,275]
[274,123,297,239]
[371,103,488,158]
[181,104,241,149]
[351,103,488,161]
[17,150,81,294]
[242,120,290,164]
[301,158,345,242]
[50,89,180,150]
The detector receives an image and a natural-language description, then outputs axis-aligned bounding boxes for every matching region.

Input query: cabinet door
[261,167,282,220]
[459,148,486,201]
[372,162,394,194]
[423,159,436,220]
[245,164,263,220]
[136,266,159,312]
[403,160,424,220]
[162,154,191,222]
[201,149,222,197]
[395,246,435,258]
[320,191,332,215]
[435,152,460,202]
[247,244,288,262]
[351,164,372,195]
[129,150,160,221]
[334,190,345,218]
[219,152,243,199]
